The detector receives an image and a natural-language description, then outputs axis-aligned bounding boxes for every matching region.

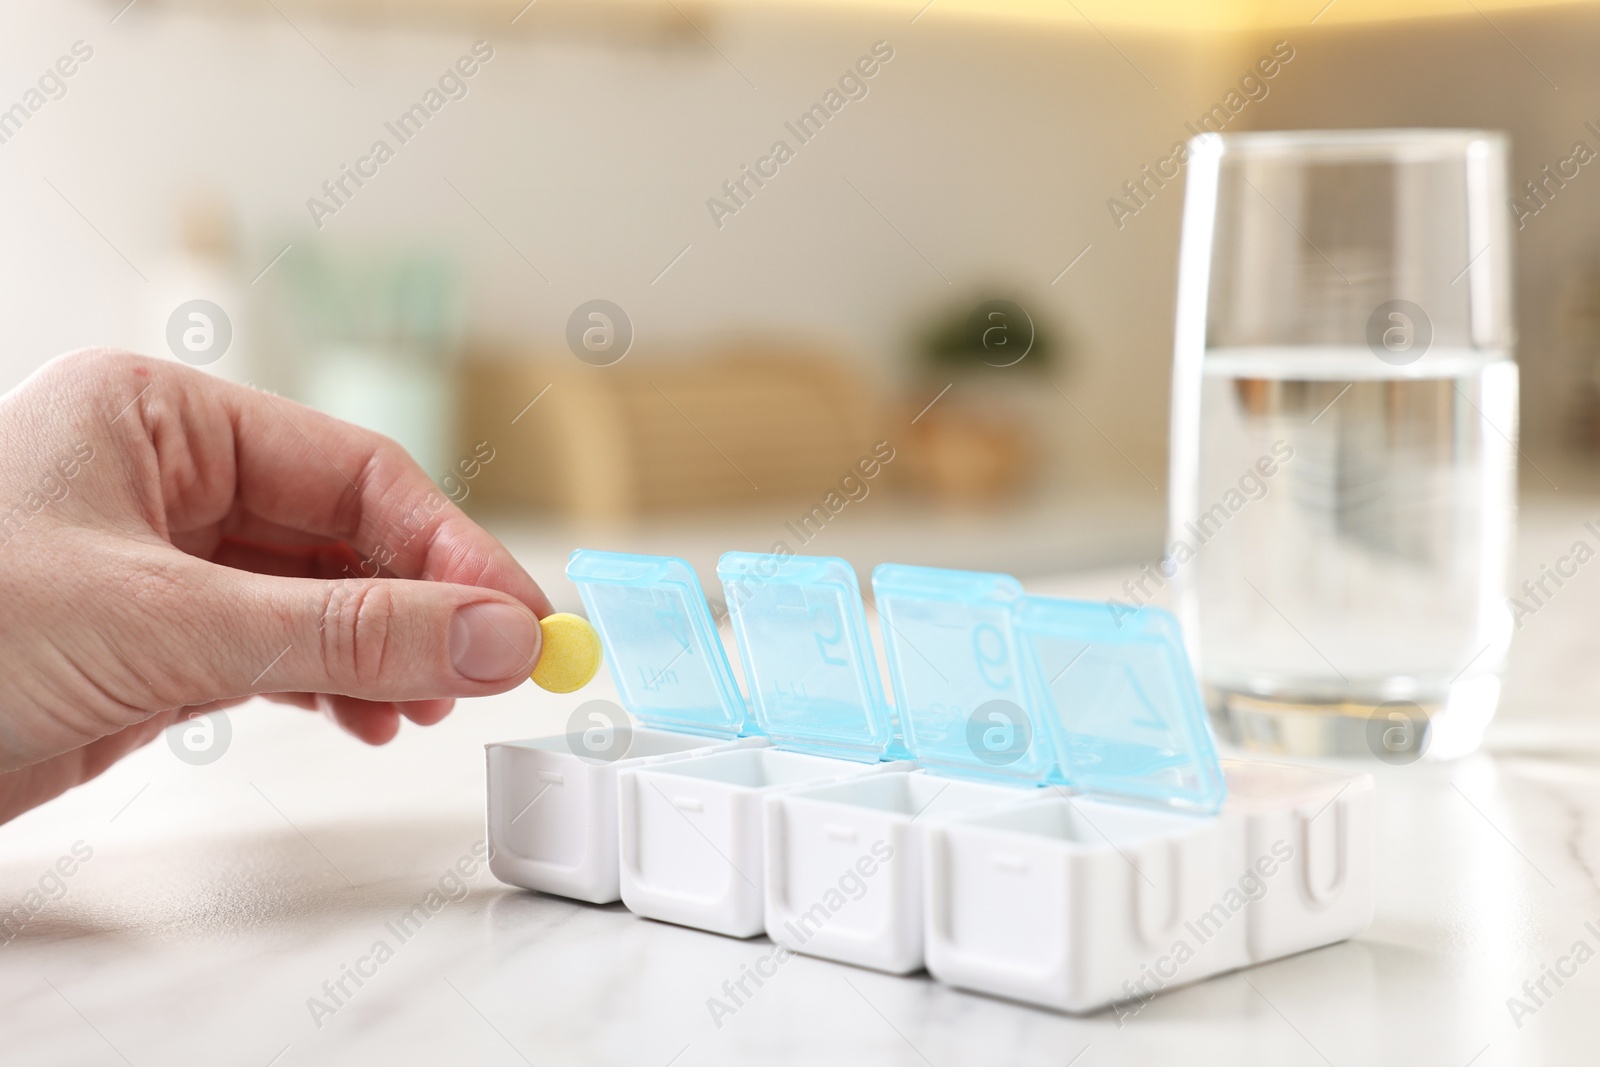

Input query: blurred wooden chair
[461,345,886,521]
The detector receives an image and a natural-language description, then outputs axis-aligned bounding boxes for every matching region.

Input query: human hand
[0,349,552,824]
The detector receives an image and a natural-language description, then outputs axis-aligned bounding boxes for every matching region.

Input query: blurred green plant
[282,246,461,356]
[916,294,1062,375]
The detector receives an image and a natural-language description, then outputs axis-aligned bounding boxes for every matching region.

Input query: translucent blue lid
[1014,596,1226,814]
[566,550,752,738]
[871,564,1058,785]
[717,553,894,763]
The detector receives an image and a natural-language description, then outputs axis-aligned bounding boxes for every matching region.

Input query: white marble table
[5,494,1600,1067]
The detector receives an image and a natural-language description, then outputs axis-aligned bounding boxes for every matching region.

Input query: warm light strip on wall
[166,0,1598,35]
[731,0,1598,32]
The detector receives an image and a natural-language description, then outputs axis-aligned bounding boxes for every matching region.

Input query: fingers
[397,698,456,726]
[65,352,552,617]
[206,535,371,581]
[211,375,553,617]
[162,554,541,703]
[25,352,546,735]
[262,692,455,727]
[312,695,456,743]
[317,695,401,745]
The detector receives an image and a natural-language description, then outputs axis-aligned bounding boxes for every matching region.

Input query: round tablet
[530,612,603,693]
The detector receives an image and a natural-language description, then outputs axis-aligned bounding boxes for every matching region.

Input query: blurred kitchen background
[4,0,1599,597]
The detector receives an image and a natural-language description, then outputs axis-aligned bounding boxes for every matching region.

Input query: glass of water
[1168,130,1516,760]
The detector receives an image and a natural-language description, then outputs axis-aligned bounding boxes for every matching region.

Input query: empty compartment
[487,729,765,904]
[764,769,1029,974]
[619,748,905,938]
[1219,759,1375,962]
[924,794,1226,1013]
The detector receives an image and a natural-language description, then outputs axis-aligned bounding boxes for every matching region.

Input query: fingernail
[450,603,539,682]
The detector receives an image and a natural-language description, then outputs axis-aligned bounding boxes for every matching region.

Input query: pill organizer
[761,565,1041,973]
[487,550,1374,1015]
[485,550,767,904]
[615,553,914,938]
[762,565,1232,980]
[921,759,1373,1013]
[893,580,1373,1012]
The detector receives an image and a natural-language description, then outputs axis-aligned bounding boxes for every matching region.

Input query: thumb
[176,563,544,702]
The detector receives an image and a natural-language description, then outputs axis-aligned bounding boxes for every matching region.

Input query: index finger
[208,371,553,616]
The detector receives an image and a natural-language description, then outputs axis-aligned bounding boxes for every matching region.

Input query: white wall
[1,0,1273,494]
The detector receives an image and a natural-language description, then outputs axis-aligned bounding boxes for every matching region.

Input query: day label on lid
[871,564,1057,785]
[566,550,750,738]
[718,553,893,763]
[1016,596,1225,813]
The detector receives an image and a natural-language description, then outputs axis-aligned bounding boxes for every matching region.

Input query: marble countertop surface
[6,493,1600,1067]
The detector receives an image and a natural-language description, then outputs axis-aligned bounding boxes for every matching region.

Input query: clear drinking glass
[1168,130,1516,760]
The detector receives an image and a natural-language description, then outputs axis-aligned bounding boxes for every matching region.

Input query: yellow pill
[531,612,603,693]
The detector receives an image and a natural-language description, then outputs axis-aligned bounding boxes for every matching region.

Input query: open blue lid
[566,550,752,738]
[1014,596,1225,814]
[871,564,1058,785]
[717,553,894,763]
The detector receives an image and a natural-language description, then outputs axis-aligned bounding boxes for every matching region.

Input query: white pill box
[918,759,1373,1013]
[616,554,915,938]
[771,566,1372,1012]
[488,550,1373,1014]
[486,552,767,904]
